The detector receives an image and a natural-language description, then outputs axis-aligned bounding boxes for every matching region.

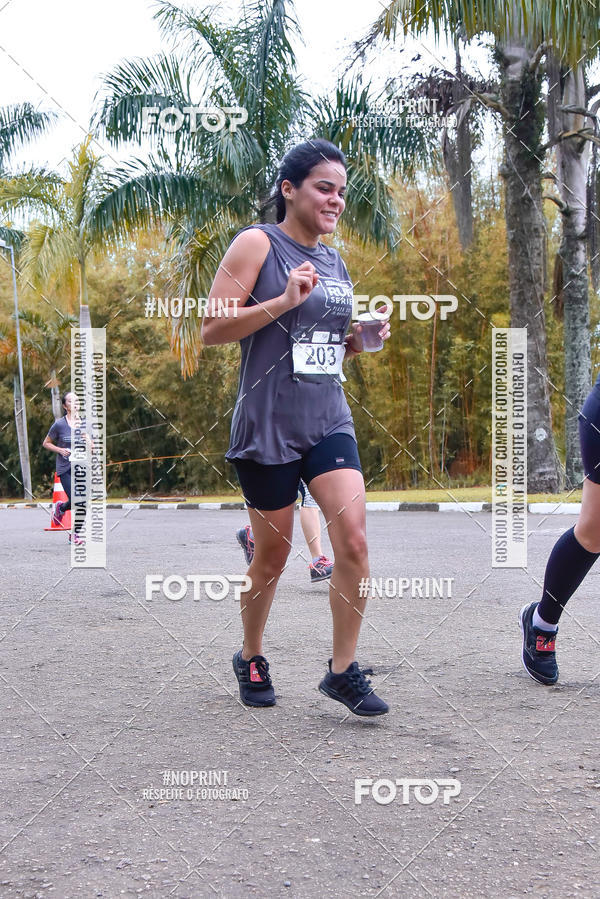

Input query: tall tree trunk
[14,374,32,499]
[79,254,90,323]
[49,368,62,419]
[442,40,474,249]
[498,39,563,492]
[547,57,591,486]
[428,306,438,474]
[79,255,88,302]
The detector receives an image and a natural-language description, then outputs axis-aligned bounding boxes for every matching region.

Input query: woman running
[202,139,390,715]
[42,391,88,545]
[520,379,600,683]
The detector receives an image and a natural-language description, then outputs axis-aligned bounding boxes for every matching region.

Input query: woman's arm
[201,228,317,346]
[43,435,69,458]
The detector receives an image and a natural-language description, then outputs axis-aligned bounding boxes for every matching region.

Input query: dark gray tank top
[226,223,356,464]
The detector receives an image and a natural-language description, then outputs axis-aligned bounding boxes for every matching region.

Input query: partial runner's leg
[306,467,368,673]
[520,390,600,684]
[242,504,295,660]
[300,505,323,557]
[59,468,72,513]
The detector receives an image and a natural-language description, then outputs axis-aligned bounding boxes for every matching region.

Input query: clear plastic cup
[357,311,388,352]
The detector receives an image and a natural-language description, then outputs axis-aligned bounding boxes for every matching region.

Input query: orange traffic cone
[44,472,72,531]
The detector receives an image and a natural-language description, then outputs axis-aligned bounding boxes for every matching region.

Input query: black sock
[538,527,599,625]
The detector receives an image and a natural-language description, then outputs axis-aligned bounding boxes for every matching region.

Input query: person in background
[236,479,334,582]
[43,392,91,546]
[520,377,600,684]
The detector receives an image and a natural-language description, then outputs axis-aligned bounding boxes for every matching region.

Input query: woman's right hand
[59,447,71,458]
[282,262,318,309]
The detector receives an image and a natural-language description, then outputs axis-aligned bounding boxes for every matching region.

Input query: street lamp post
[0,238,32,499]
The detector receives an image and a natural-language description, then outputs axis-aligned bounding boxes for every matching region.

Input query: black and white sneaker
[232,650,275,707]
[519,602,559,685]
[319,660,389,716]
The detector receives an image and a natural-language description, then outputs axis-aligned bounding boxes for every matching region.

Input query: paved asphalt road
[1,508,599,898]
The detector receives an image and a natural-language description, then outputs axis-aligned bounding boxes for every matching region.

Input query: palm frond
[167,212,240,378]
[312,79,437,178]
[0,167,66,223]
[87,163,226,243]
[0,103,57,168]
[343,156,401,248]
[0,225,25,251]
[20,222,79,291]
[66,136,104,229]
[154,1,246,90]
[369,1,600,66]
[94,53,193,148]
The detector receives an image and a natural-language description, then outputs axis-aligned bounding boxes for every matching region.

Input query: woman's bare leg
[305,469,368,672]
[299,505,323,558]
[241,503,295,659]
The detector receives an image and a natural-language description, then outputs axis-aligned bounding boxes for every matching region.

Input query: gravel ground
[1,508,599,898]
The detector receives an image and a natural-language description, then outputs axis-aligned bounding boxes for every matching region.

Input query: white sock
[533,606,558,632]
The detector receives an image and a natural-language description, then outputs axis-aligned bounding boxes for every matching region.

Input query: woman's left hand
[345,317,391,355]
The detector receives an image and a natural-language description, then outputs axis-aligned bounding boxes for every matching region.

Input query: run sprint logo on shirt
[319,277,354,315]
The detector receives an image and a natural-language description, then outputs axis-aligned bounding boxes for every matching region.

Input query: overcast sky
[0,0,499,173]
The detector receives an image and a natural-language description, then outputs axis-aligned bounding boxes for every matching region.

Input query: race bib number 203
[292,329,346,380]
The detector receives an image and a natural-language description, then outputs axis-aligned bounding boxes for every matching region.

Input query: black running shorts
[579,386,600,484]
[231,433,362,510]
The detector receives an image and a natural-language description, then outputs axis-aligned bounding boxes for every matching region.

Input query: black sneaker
[236,526,255,565]
[519,602,559,685]
[318,660,389,716]
[232,650,275,707]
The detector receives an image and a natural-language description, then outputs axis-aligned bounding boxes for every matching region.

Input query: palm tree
[368,0,600,492]
[0,101,56,497]
[0,102,56,250]
[0,309,77,420]
[17,310,77,418]
[0,102,56,171]
[95,0,436,376]
[0,136,213,321]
